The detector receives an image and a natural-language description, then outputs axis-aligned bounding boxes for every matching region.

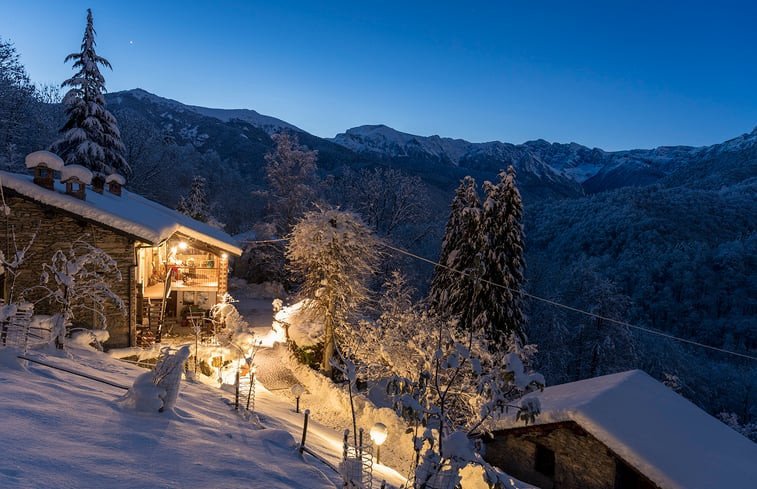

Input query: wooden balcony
[170,266,219,287]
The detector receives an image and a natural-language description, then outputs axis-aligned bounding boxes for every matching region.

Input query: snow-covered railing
[170,266,218,287]
[0,303,38,351]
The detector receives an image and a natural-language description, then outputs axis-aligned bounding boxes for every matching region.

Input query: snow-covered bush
[345,273,544,488]
[33,239,125,348]
[117,346,190,413]
[152,345,190,412]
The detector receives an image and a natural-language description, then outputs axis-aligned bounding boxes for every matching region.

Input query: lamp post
[369,422,388,465]
[291,384,305,413]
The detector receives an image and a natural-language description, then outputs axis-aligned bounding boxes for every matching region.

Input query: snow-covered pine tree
[480,166,526,346]
[176,175,210,222]
[428,176,486,334]
[51,9,129,176]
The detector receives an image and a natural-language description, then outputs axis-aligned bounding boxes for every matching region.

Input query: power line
[240,238,757,361]
[378,242,757,362]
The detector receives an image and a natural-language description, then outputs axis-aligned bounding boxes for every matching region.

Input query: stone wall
[484,421,659,489]
[1,194,136,348]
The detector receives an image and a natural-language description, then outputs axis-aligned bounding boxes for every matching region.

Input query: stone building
[485,370,757,489]
[0,151,241,348]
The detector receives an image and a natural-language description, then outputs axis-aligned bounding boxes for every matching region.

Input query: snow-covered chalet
[0,151,242,348]
[484,369,757,489]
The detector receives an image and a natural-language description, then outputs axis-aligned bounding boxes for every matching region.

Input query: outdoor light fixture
[370,422,388,464]
[179,241,188,250]
[291,384,305,413]
[221,252,228,259]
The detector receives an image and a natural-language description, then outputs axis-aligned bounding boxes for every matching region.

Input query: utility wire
[241,238,756,361]
[379,242,757,362]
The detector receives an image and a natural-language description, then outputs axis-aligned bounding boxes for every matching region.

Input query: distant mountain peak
[111,88,300,135]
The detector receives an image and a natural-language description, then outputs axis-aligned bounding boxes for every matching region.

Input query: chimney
[25,151,64,190]
[106,173,126,196]
[91,174,105,194]
[60,165,93,200]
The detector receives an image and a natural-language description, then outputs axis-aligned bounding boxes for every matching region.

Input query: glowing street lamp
[370,422,388,464]
[291,384,305,413]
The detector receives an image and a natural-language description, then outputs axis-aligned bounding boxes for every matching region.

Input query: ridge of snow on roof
[105,173,126,185]
[0,170,241,255]
[24,150,64,170]
[495,370,757,489]
[60,164,93,184]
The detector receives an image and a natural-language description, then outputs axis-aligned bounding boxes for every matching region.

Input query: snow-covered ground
[0,283,410,489]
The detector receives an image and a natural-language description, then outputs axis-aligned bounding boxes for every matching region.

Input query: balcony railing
[170,266,219,287]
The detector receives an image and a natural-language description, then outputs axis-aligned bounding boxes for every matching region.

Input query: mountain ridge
[105,89,757,198]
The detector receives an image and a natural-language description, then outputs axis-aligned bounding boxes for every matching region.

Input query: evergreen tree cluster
[429,167,526,350]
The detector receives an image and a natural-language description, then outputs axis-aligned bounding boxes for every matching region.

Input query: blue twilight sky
[1,1,756,151]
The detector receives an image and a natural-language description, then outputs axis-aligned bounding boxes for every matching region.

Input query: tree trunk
[321,301,336,376]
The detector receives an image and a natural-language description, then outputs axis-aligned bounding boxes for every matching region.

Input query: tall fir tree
[176,176,210,222]
[428,176,486,334]
[481,166,526,345]
[51,9,128,175]
[429,169,527,350]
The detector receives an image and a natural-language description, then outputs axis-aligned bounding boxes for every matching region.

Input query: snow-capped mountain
[331,124,474,164]
[114,89,299,135]
[332,124,757,193]
[105,88,757,200]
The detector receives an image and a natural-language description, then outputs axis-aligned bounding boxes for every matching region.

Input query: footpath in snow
[0,284,408,488]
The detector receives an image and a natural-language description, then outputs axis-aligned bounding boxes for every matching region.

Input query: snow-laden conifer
[176,175,211,222]
[480,166,526,345]
[428,176,485,333]
[51,9,129,175]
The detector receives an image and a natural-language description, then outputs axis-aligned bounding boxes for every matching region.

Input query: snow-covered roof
[60,164,93,184]
[106,173,126,185]
[24,150,64,171]
[0,170,241,255]
[494,370,757,489]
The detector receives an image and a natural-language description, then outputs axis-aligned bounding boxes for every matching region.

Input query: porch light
[221,253,228,259]
[179,241,188,250]
[370,422,388,464]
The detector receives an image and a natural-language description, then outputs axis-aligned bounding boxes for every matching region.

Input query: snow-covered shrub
[117,371,166,413]
[32,239,125,347]
[152,345,191,412]
[68,328,110,350]
[345,272,544,487]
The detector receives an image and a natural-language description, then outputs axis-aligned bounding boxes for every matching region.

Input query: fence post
[299,409,310,454]
[234,370,240,410]
[343,429,350,460]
